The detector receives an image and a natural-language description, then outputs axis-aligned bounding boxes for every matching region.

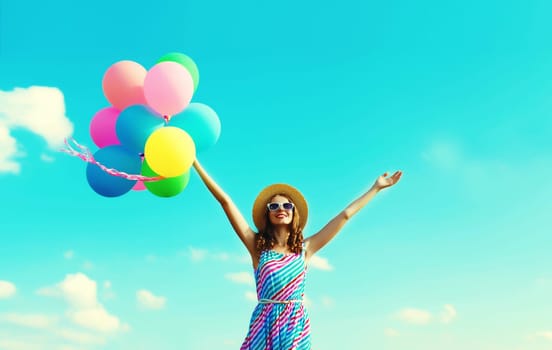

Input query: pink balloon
[132,180,147,191]
[90,107,121,148]
[102,60,147,110]
[132,157,147,191]
[144,61,194,116]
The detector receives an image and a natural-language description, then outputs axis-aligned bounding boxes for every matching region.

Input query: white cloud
[396,308,432,325]
[188,247,208,262]
[213,252,230,261]
[0,313,57,329]
[225,272,255,286]
[536,277,552,288]
[303,294,312,308]
[308,255,333,271]
[223,339,239,346]
[66,308,124,333]
[0,331,100,350]
[237,254,252,264]
[57,346,88,350]
[181,247,251,265]
[0,339,43,350]
[40,153,54,162]
[38,273,126,333]
[384,328,400,337]
[0,86,73,146]
[137,289,166,310]
[0,280,16,299]
[441,304,457,324]
[245,291,257,302]
[421,140,461,171]
[57,273,97,309]
[36,286,60,298]
[299,294,333,309]
[0,125,21,174]
[102,280,116,301]
[420,139,552,206]
[536,331,552,340]
[56,328,107,345]
[0,86,73,174]
[64,250,74,260]
[320,296,334,308]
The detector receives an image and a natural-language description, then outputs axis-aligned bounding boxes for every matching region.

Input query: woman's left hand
[374,170,403,190]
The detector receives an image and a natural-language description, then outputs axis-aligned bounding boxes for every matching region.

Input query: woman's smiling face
[267,195,294,226]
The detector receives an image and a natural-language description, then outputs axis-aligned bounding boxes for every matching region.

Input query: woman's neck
[272,227,290,247]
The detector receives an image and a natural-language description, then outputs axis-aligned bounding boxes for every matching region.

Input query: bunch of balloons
[86,52,221,198]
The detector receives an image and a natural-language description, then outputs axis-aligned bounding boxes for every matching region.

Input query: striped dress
[240,248,311,350]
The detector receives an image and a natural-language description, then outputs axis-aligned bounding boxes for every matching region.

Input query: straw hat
[252,183,308,232]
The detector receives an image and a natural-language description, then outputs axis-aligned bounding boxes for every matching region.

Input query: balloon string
[60,138,164,182]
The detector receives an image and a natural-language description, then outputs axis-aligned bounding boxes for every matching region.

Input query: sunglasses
[267,202,294,211]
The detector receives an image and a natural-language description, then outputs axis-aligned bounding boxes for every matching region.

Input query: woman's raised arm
[193,159,257,257]
[305,170,402,257]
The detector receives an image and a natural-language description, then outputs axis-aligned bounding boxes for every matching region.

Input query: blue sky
[1,0,551,349]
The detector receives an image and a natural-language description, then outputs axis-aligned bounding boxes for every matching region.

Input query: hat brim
[252,183,308,232]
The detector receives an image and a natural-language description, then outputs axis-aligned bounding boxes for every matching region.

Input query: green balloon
[157,52,200,91]
[142,160,190,198]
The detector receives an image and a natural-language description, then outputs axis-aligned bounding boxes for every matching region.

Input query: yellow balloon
[144,126,196,178]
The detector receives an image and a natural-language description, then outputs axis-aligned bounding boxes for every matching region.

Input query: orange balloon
[102,60,147,110]
[144,127,196,178]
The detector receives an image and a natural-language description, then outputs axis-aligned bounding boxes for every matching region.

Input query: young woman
[193,159,402,349]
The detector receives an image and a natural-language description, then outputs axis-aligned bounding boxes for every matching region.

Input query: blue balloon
[169,103,221,152]
[86,145,142,197]
[116,104,165,155]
